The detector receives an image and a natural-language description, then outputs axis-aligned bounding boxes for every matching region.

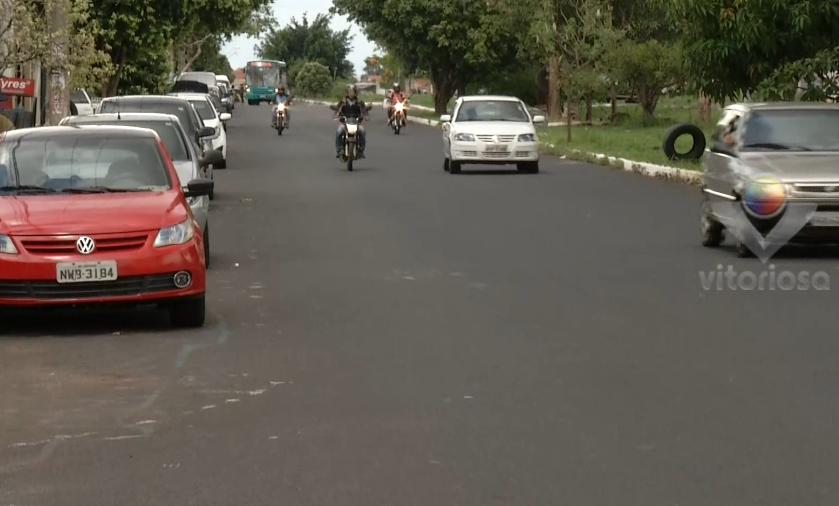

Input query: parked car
[0,125,213,326]
[700,102,839,257]
[70,89,94,116]
[441,95,545,174]
[170,93,230,169]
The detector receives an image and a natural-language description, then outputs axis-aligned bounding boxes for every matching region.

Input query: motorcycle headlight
[0,234,18,254]
[395,102,403,111]
[154,217,195,247]
[277,103,285,110]
[454,133,475,142]
[518,133,537,142]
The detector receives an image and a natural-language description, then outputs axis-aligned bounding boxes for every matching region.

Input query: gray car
[59,113,222,266]
[701,102,839,256]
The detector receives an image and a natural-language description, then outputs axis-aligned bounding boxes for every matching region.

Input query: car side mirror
[329,105,338,111]
[440,114,451,122]
[200,149,224,167]
[532,115,546,123]
[219,112,231,121]
[184,178,214,197]
[197,126,215,138]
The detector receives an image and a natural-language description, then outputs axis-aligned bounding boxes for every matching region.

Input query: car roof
[726,101,839,113]
[3,125,161,141]
[171,93,210,100]
[100,95,194,106]
[459,95,521,102]
[64,112,182,123]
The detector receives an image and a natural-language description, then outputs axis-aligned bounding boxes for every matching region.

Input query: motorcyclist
[386,83,407,126]
[333,84,369,158]
[271,85,292,128]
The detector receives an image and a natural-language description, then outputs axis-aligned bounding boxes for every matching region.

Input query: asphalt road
[2,102,839,506]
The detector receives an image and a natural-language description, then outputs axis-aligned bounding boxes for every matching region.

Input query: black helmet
[393,83,401,92]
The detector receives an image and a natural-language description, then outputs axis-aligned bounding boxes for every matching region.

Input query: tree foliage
[605,39,683,121]
[0,0,112,89]
[332,0,519,113]
[362,55,382,77]
[193,37,235,81]
[294,61,332,97]
[256,14,354,81]
[668,0,839,102]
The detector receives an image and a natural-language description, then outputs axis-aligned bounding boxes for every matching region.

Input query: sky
[221,0,377,78]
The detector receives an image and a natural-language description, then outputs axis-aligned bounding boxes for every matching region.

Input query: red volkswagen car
[0,125,214,327]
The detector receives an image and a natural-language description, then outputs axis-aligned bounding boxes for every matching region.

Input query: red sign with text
[0,77,36,97]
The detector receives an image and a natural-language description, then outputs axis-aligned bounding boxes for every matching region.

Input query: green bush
[295,62,333,97]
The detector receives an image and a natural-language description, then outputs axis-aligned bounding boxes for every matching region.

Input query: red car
[0,125,214,327]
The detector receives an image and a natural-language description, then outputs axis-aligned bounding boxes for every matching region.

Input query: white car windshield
[190,99,217,121]
[455,100,530,122]
[0,136,172,192]
[741,109,839,151]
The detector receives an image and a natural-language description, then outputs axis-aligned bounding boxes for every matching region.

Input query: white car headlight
[518,133,537,142]
[454,133,475,142]
[154,217,195,247]
[0,234,18,254]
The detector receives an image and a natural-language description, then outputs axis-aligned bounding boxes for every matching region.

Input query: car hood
[0,191,188,236]
[451,121,535,136]
[739,152,839,182]
[172,160,197,187]
[203,118,220,128]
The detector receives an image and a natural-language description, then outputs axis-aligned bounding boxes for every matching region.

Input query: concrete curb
[300,98,700,184]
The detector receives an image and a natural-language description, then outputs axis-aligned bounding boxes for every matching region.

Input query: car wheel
[169,294,206,328]
[203,226,210,268]
[735,240,753,258]
[700,198,724,247]
[216,159,226,170]
[517,161,539,173]
[444,157,450,172]
[449,160,462,174]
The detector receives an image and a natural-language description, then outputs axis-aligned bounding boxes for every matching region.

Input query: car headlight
[0,234,18,254]
[154,217,195,247]
[518,133,537,142]
[454,133,475,142]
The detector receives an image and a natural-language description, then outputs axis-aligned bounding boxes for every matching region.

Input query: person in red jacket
[386,83,408,127]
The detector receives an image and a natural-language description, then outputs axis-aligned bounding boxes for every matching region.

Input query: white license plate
[56,261,118,283]
[486,145,508,152]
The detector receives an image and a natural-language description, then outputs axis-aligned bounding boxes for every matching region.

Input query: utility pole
[46,0,69,125]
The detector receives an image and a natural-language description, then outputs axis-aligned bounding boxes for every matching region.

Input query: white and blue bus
[245,60,288,104]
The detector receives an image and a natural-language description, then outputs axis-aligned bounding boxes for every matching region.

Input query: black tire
[444,158,450,172]
[215,158,226,170]
[662,122,706,160]
[735,240,753,258]
[203,226,210,267]
[517,161,539,174]
[277,126,283,135]
[450,160,461,174]
[700,197,724,247]
[170,294,206,328]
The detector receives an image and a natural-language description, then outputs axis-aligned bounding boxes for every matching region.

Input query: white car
[441,95,545,174]
[171,93,230,169]
[70,89,94,116]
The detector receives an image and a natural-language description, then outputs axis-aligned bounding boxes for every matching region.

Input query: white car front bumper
[450,141,539,163]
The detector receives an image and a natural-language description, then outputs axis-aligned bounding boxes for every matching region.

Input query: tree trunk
[548,55,561,122]
[566,82,572,142]
[104,46,127,97]
[610,82,617,123]
[431,72,455,114]
[585,93,592,123]
[698,90,711,123]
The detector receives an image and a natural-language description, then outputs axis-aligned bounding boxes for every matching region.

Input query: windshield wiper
[62,186,145,193]
[743,142,812,151]
[0,185,57,193]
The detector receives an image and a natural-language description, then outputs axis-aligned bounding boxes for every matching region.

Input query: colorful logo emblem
[743,175,786,218]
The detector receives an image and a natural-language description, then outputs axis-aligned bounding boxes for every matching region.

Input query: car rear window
[0,136,172,191]
[64,119,190,161]
[70,90,88,103]
[98,101,196,137]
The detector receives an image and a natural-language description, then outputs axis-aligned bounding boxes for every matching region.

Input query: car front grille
[793,183,839,193]
[19,233,149,255]
[515,151,533,157]
[481,151,511,158]
[477,135,516,143]
[0,273,179,300]
[457,151,477,157]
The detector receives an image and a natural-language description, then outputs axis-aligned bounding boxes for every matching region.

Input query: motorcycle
[389,100,407,134]
[330,103,372,171]
[273,102,289,135]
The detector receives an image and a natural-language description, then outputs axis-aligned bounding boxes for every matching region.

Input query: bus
[244,60,288,104]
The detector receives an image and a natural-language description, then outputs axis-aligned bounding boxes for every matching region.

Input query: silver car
[60,113,222,266]
[701,102,839,257]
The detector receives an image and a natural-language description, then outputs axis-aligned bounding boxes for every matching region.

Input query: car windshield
[190,99,216,121]
[0,136,171,192]
[455,100,530,122]
[98,101,196,137]
[70,90,88,103]
[742,109,839,151]
[66,119,190,161]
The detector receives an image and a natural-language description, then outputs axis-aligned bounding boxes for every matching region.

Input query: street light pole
[46,0,69,125]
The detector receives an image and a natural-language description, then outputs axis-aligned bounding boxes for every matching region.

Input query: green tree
[119,45,172,95]
[605,39,683,122]
[256,14,354,80]
[294,61,332,96]
[362,55,382,76]
[667,0,839,102]
[332,0,519,113]
[193,37,235,80]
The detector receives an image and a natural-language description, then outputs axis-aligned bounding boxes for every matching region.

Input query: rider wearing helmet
[333,84,369,158]
[271,84,292,128]
[386,82,407,126]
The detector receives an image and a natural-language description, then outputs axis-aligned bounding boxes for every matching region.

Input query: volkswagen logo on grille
[492,135,499,143]
[76,236,95,255]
